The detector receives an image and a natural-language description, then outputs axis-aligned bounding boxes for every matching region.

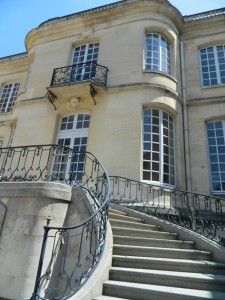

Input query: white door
[71,43,99,82]
[52,114,90,183]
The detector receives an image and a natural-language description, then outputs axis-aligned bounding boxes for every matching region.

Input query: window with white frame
[143,109,175,186]
[145,34,171,74]
[71,43,99,82]
[52,114,90,182]
[206,120,225,193]
[0,83,20,113]
[200,45,225,86]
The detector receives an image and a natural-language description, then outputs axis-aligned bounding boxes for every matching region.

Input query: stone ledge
[0,181,72,202]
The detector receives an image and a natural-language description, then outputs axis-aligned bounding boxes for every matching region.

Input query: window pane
[0,82,20,113]
[143,109,174,185]
[207,121,225,192]
[200,45,225,86]
[145,34,171,74]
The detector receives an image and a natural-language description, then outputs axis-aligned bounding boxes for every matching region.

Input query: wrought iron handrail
[109,176,225,246]
[50,61,108,87]
[0,144,109,299]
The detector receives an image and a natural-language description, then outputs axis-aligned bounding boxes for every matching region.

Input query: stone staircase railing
[0,145,110,299]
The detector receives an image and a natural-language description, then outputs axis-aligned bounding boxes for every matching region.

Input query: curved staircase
[93,207,225,300]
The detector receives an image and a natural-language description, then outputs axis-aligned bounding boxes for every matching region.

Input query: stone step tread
[110,267,225,282]
[112,255,225,274]
[109,208,127,216]
[109,212,144,223]
[113,235,194,245]
[111,226,177,237]
[93,296,131,300]
[103,281,225,299]
[112,255,225,269]
[110,218,160,229]
[113,244,211,255]
[113,245,212,260]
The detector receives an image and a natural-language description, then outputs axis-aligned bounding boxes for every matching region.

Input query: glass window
[52,114,90,182]
[71,43,99,82]
[206,120,225,193]
[0,83,20,113]
[200,45,225,86]
[143,109,175,185]
[145,34,171,74]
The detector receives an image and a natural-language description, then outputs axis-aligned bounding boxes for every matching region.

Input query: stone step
[109,212,144,223]
[110,219,160,230]
[109,267,225,292]
[113,245,212,261]
[111,226,178,240]
[113,235,194,249]
[109,208,127,216]
[103,281,225,300]
[112,255,225,275]
[93,296,130,300]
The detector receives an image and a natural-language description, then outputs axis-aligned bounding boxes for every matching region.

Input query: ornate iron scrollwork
[90,84,97,105]
[109,176,225,247]
[46,91,57,110]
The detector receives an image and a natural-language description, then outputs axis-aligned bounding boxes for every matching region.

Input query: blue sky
[0,0,225,58]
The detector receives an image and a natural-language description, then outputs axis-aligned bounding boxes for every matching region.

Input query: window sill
[201,83,225,89]
[143,70,177,84]
[210,192,225,198]
[142,180,175,190]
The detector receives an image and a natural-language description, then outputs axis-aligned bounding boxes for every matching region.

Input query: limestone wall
[0,182,71,299]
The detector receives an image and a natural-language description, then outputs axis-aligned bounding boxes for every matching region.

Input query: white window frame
[51,113,90,182]
[206,120,225,193]
[199,45,225,86]
[71,43,99,81]
[144,33,172,75]
[142,108,175,186]
[0,82,20,113]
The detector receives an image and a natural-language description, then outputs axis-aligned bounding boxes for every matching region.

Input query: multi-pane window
[143,109,175,186]
[0,83,20,113]
[145,34,171,74]
[71,43,99,82]
[206,121,225,193]
[52,114,90,182]
[200,45,225,86]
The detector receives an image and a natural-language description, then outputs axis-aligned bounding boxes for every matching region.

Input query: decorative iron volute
[46,91,57,110]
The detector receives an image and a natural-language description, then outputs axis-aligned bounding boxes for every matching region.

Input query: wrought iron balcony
[47,61,108,108]
[50,61,108,87]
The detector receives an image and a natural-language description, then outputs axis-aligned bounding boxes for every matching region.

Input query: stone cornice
[25,0,183,52]
[0,52,28,70]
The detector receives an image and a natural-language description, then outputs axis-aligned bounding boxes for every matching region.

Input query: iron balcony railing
[0,145,110,299]
[109,176,225,246]
[50,61,108,87]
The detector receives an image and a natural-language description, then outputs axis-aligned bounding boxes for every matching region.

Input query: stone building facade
[0,0,225,196]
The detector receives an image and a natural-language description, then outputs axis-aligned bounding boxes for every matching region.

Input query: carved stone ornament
[67,97,83,110]
[78,26,94,39]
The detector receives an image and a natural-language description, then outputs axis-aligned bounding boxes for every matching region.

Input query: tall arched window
[145,34,171,74]
[206,120,225,192]
[143,109,175,186]
[52,113,90,181]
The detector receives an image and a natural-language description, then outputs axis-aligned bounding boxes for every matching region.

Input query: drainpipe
[180,41,192,192]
